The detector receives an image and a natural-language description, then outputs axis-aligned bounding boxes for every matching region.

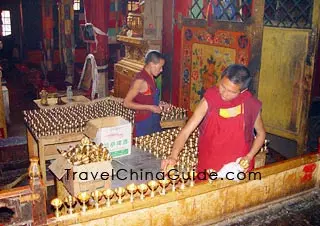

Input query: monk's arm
[123,79,159,113]
[246,112,266,160]
[170,99,208,160]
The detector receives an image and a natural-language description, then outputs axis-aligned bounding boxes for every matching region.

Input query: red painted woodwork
[161,0,174,102]
[26,48,87,66]
[83,0,110,65]
[171,0,192,106]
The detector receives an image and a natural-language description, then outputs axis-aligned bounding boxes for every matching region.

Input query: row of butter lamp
[24,97,186,138]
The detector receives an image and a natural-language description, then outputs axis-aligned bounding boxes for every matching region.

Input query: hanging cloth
[78,54,99,99]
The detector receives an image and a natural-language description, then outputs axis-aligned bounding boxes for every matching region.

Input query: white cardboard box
[84,116,132,158]
[49,155,113,196]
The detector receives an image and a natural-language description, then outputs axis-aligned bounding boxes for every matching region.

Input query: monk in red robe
[161,64,266,173]
[124,51,167,137]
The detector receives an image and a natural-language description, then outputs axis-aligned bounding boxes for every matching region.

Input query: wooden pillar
[59,0,75,83]
[41,0,54,72]
[171,0,192,105]
[0,70,7,138]
[162,0,174,103]
[312,43,320,97]
[84,0,110,97]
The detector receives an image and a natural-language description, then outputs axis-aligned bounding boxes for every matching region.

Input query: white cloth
[92,25,108,36]
[78,54,98,99]
[216,158,245,181]
[2,86,10,124]
[83,23,108,52]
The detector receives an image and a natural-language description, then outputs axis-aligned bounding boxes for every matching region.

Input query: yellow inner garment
[219,104,242,118]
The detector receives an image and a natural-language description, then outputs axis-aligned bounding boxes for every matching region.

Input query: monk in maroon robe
[161,64,266,174]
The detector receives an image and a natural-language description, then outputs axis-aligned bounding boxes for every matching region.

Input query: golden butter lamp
[77,192,91,213]
[147,180,159,198]
[51,198,63,218]
[179,173,189,190]
[168,168,179,192]
[126,183,138,203]
[189,171,198,187]
[64,195,77,215]
[158,177,170,195]
[115,187,126,204]
[103,189,114,207]
[92,190,103,209]
[138,184,148,200]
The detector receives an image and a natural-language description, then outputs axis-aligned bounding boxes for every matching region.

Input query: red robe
[197,86,262,172]
[131,69,161,137]
[132,69,157,122]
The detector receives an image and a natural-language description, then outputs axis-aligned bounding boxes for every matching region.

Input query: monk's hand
[237,156,251,172]
[149,105,162,114]
[161,157,177,171]
[159,102,171,111]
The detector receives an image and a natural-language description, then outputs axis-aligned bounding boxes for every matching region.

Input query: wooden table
[29,96,91,187]
[33,95,90,109]
[27,129,85,187]
[160,119,186,129]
